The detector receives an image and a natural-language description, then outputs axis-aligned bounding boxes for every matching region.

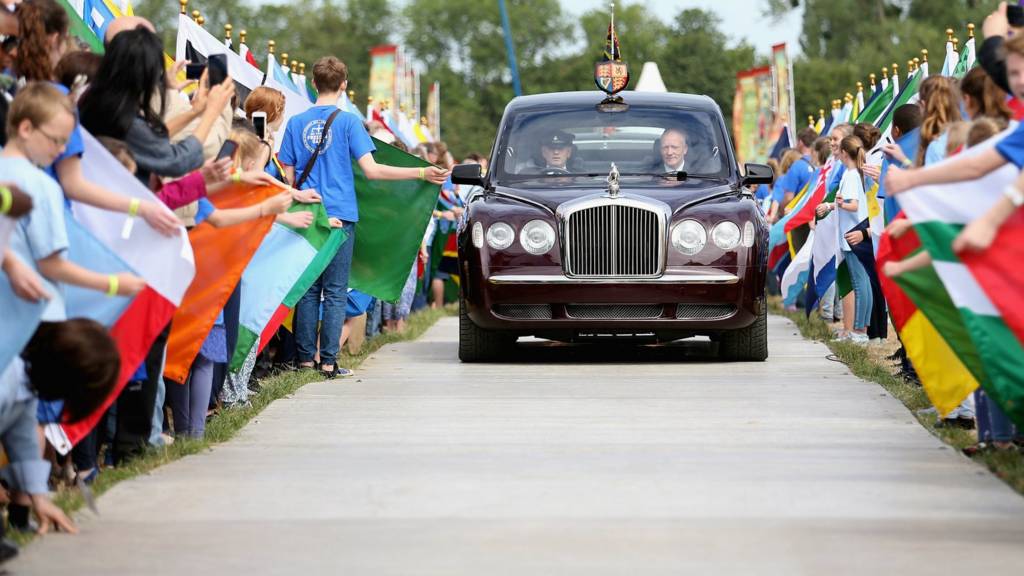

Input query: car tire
[459,297,514,362]
[717,303,768,361]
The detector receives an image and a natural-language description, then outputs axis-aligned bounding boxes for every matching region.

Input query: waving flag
[337,91,365,120]
[767,165,829,270]
[349,138,440,301]
[857,76,895,125]
[51,131,195,450]
[806,206,843,313]
[780,229,814,308]
[58,0,104,52]
[897,132,1024,425]
[162,182,281,384]
[265,53,312,151]
[878,69,922,135]
[954,36,976,78]
[876,222,980,417]
[228,204,345,374]
[941,39,959,77]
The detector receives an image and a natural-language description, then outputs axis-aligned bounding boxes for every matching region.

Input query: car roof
[505,91,721,113]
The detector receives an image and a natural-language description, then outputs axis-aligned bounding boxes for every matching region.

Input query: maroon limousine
[451,91,773,362]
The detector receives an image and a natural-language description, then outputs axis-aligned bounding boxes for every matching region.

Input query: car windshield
[494,104,733,188]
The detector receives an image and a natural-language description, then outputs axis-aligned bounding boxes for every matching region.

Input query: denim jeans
[168,355,215,438]
[296,222,355,367]
[843,250,873,330]
[976,390,1018,442]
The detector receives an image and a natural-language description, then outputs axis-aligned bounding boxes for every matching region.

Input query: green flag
[349,137,441,302]
[878,70,922,134]
[56,0,104,53]
[953,38,974,79]
[856,79,894,125]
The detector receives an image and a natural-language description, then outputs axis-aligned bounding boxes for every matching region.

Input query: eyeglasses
[34,126,69,148]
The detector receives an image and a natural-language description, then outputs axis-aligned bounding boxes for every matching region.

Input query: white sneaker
[847,332,870,345]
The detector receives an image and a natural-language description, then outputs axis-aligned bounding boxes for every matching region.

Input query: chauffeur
[538,130,575,172]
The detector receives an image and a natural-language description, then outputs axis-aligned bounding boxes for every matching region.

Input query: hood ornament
[607,163,621,198]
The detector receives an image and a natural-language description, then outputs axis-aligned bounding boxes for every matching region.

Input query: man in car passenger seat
[535,131,575,172]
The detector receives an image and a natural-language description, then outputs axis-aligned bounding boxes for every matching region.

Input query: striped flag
[897,133,1024,425]
[767,164,830,270]
[162,182,281,384]
[954,36,976,78]
[780,229,814,308]
[807,206,844,312]
[876,221,980,416]
[226,204,346,384]
[51,131,195,450]
[175,14,264,104]
[857,76,895,125]
[878,69,922,135]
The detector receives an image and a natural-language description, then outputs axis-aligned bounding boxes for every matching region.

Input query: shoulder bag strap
[295,109,342,190]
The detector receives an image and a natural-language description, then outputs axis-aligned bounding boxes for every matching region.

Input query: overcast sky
[564,0,804,56]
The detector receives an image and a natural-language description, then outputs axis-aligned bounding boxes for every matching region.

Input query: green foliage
[766,0,992,122]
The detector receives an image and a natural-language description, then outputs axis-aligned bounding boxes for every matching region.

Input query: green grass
[25,304,455,540]
[771,299,1024,496]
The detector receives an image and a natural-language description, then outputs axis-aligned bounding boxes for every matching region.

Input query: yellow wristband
[128,198,140,218]
[0,186,11,215]
[232,169,242,183]
[106,274,119,297]
[418,167,425,181]
[901,158,912,168]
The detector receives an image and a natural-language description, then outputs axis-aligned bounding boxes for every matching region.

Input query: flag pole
[179,0,188,15]
[497,0,522,96]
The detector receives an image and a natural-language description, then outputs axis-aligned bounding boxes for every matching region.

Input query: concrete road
[12,315,1024,575]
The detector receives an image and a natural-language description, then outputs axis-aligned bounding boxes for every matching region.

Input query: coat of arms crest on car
[594,4,629,95]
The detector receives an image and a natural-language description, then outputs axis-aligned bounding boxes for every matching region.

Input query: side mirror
[451,163,485,187]
[742,163,774,186]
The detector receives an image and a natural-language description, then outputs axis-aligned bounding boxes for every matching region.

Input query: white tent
[635,62,667,93]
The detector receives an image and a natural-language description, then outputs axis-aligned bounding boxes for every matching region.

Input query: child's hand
[3,253,50,302]
[261,192,293,216]
[116,273,146,296]
[885,218,913,239]
[291,188,322,203]
[138,201,180,236]
[241,170,281,188]
[952,216,998,253]
[277,210,314,229]
[328,217,344,228]
[423,166,449,185]
[32,494,77,535]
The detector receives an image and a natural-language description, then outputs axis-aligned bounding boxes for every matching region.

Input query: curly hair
[14,0,69,82]
[916,76,961,166]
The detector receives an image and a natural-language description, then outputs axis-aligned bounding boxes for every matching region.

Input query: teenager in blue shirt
[768,127,818,222]
[279,57,448,379]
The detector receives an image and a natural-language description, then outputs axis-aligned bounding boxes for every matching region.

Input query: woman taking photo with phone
[243,87,290,183]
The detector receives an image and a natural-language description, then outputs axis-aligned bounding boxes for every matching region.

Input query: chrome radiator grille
[564,204,662,277]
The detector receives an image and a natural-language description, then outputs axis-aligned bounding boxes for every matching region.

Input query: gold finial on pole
[348,90,355,101]
[180,0,188,15]
[281,52,289,66]
[299,62,306,75]
[191,10,200,23]
[968,23,975,39]
[869,73,876,88]
[421,116,428,125]
[921,49,928,63]
[818,108,825,120]
[197,15,205,26]
[809,115,815,127]
[225,24,232,43]
[946,28,954,42]
[239,30,247,44]
[892,62,899,76]
[882,66,888,79]
[267,40,276,54]
[953,37,960,50]
[290,60,298,73]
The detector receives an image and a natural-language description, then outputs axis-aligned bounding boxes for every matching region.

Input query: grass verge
[27,304,456,541]
[770,299,1024,496]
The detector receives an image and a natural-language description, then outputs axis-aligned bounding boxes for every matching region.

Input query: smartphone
[207,54,228,87]
[216,139,239,161]
[185,62,206,80]
[1010,5,1024,27]
[252,111,267,140]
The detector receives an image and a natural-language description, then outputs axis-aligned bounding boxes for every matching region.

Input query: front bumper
[461,262,764,334]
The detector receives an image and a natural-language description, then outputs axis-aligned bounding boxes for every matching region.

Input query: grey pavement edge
[11,315,1024,575]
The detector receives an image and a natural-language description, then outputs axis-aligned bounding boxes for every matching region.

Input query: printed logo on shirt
[302,119,334,154]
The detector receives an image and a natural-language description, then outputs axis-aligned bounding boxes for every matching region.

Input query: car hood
[489,182,741,215]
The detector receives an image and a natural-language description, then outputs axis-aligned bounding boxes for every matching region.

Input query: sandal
[319,365,354,380]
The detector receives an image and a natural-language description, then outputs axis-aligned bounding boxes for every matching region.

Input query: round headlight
[471,222,484,248]
[519,220,556,255]
[742,221,756,248]
[711,221,741,250]
[486,222,515,250]
[671,220,707,255]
